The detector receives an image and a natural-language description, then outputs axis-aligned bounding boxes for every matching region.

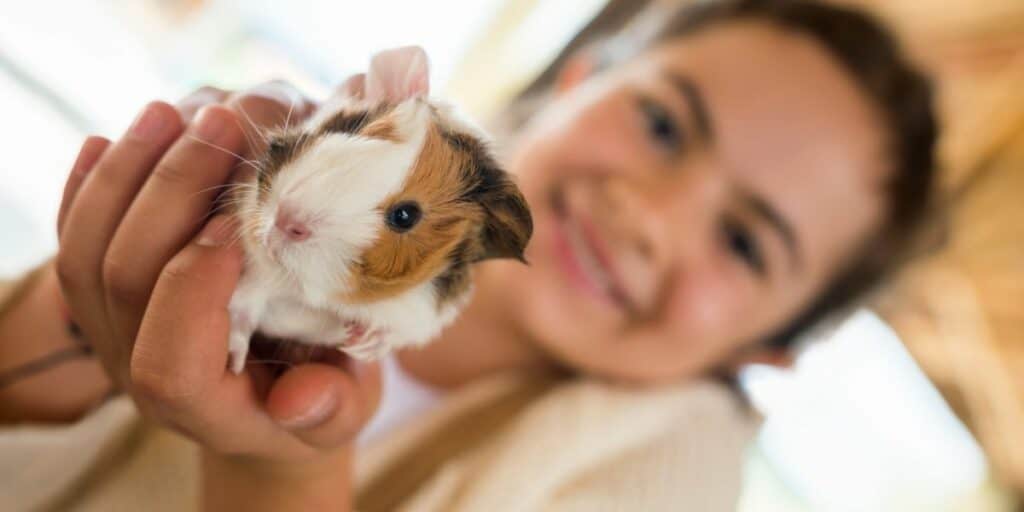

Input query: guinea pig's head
[238,47,532,311]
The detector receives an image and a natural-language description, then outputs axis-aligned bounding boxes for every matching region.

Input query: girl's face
[498,22,890,383]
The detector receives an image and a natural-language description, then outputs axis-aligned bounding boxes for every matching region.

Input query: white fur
[226,98,469,373]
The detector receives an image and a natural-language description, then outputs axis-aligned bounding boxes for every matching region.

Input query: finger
[176,86,230,123]
[57,136,110,238]
[57,102,184,384]
[104,105,245,343]
[267,360,382,450]
[130,215,242,404]
[130,217,309,457]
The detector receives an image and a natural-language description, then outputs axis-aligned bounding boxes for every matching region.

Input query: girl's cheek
[661,269,739,346]
[555,99,645,177]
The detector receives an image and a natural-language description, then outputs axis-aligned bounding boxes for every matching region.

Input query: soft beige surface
[850,0,1024,494]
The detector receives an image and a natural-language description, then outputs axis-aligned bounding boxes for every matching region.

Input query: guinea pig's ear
[365,46,430,104]
[474,170,533,263]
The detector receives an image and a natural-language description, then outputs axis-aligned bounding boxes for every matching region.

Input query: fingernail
[278,392,337,430]
[247,82,305,109]
[129,103,170,141]
[193,106,227,143]
[196,216,234,247]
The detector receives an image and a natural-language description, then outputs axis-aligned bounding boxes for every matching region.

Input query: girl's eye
[386,201,422,233]
[722,218,766,276]
[639,97,683,152]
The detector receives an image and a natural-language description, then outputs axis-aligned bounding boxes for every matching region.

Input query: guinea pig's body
[226,47,531,373]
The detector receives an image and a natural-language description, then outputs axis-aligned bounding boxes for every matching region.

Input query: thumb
[131,215,243,405]
[267,360,382,450]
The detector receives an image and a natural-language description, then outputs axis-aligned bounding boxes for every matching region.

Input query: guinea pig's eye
[386,201,422,233]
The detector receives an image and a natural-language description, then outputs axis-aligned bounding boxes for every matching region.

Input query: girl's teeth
[565,216,612,294]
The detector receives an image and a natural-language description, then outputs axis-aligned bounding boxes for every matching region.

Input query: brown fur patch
[342,117,533,306]
[343,124,483,304]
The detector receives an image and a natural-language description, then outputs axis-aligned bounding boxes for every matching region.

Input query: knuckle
[159,256,196,288]
[152,159,193,187]
[55,248,92,290]
[102,252,142,306]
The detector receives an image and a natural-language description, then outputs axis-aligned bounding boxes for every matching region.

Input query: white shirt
[357,355,444,446]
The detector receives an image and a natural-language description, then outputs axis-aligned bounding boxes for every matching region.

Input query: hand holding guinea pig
[56,77,383,506]
[56,44,532,507]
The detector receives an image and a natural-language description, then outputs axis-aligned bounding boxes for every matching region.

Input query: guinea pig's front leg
[227,280,268,374]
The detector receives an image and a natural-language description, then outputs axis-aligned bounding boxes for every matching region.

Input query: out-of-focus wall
[856,0,1024,498]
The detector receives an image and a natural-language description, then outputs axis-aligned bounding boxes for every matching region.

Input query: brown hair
[512,0,939,349]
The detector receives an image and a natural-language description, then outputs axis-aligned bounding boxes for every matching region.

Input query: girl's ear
[727,347,795,372]
[555,51,600,95]
[365,46,430,104]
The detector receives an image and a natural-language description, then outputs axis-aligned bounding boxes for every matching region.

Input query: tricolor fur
[226,47,532,372]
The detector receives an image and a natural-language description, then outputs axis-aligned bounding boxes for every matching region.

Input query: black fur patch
[440,129,533,263]
[319,106,389,136]
[433,239,475,307]
[257,131,318,190]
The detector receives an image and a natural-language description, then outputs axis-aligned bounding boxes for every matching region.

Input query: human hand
[55,83,381,466]
[56,82,312,388]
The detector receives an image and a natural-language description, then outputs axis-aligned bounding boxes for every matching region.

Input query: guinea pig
[225,46,532,374]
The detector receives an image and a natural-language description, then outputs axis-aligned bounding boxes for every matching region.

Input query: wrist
[0,261,111,423]
[201,448,354,511]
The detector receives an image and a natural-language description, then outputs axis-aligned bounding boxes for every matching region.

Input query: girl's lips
[549,189,632,311]
[572,211,631,302]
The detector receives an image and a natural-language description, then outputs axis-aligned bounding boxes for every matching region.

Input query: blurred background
[0,1,1020,510]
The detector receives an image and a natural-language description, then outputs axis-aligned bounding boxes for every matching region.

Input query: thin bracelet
[0,314,94,389]
[0,344,93,389]
[0,296,95,389]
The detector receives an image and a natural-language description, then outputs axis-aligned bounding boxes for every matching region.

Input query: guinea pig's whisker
[229,116,265,157]
[192,182,256,199]
[283,99,297,132]
[185,135,262,169]
[234,104,271,146]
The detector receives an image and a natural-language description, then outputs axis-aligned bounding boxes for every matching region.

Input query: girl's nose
[605,165,727,267]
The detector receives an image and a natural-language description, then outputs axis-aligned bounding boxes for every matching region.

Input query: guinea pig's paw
[226,310,257,374]
[227,342,248,374]
[342,331,388,361]
[227,336,250,375]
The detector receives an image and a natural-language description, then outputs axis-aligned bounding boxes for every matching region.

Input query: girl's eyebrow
[663,72,713,141]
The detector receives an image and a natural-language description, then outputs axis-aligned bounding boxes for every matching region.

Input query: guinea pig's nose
[275,208,312,242]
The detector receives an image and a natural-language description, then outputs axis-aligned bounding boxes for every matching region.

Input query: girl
[0,0,937,510]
